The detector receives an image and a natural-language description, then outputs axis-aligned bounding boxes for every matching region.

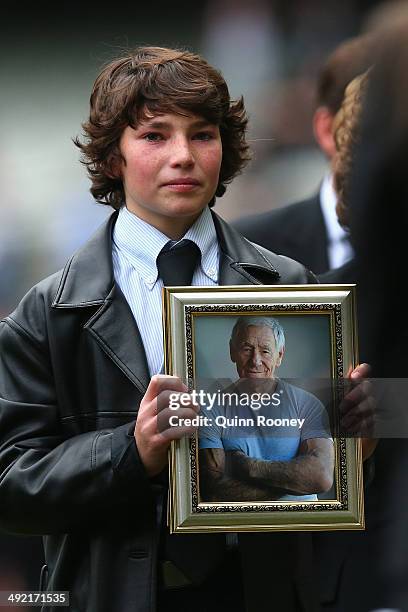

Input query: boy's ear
[105,148,123,179]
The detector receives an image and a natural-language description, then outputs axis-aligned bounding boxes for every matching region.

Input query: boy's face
[118,111,222,239]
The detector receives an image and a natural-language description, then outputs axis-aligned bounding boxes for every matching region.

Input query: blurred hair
[230,317,285,353]
[364,0,408,35]
[75,46,250,209]
[332,71,370,228]
[316,35,374,114]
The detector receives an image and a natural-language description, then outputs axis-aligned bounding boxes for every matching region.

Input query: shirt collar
[319,173,350,244]
[183,205,218,283]
[112,205,218,288]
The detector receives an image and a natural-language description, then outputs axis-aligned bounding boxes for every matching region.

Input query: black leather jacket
[0,211,315,612]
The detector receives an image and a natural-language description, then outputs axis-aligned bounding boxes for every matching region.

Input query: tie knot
[156,239,201,286]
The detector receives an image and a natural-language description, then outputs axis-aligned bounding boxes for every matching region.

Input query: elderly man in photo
[199,317,334,502]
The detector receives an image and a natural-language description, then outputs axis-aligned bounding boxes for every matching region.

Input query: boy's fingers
[143,375,187,404]
[157,406,200,433]
[350,363,371,380]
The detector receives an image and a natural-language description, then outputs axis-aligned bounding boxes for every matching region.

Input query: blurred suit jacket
[233,193,329,275]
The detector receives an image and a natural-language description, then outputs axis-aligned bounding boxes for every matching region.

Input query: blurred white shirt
[320,173,354,270]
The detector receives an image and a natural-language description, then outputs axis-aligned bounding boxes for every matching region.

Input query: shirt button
[207,268,215,276]
[147,276,155,284]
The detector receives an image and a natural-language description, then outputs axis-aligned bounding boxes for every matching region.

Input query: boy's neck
[125,206,206,241]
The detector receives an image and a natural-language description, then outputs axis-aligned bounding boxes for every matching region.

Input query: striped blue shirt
[112,205,219,376]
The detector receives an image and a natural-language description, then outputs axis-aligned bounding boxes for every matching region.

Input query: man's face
[118,111,222,238]
[230,325,284,380]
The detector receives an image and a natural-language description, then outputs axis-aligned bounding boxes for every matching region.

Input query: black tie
[156,239,201,286]
[156,240,227,585]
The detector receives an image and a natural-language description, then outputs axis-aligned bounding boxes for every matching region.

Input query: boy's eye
[193,132,213,141]
[143,132,163,142]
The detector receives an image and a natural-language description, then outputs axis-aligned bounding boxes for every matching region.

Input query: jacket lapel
[211,211,281,286]
[84,285,151,394]
[52,212,150,394]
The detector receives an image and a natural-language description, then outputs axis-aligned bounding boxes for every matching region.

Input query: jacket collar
[211,211,280,285]
[52,212,117,308]
[52,210,280,308]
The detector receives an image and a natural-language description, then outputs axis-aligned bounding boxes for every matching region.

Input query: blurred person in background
[233,34,374,274]
[312,71,384,612]
[318,72,369,285]
[316,9,408,607]
[351,2,408,380]
[349,6,408,609]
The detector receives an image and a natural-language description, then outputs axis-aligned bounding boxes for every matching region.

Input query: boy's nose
[170,137,195,167]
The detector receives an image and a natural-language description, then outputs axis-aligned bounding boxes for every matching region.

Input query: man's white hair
[230,316,285,352]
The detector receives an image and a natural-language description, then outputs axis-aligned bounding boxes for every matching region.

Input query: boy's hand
[134,375,199,477]
[340,364,373,433]
[340,363,377,460]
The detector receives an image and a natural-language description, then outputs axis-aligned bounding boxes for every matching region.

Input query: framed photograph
[163,284,364,533]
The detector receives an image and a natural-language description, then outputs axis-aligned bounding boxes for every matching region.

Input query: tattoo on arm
[226,438,334,495]
[199,448,287,502]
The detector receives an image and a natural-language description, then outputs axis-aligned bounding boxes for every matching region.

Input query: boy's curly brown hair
[75,46,251,209]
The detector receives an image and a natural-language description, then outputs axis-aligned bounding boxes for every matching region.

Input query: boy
[0,46,368,612]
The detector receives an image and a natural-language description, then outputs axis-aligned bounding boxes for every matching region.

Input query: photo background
[194,313,331,379]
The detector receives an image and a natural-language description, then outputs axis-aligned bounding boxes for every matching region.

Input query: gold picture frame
[163,284,364,533]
